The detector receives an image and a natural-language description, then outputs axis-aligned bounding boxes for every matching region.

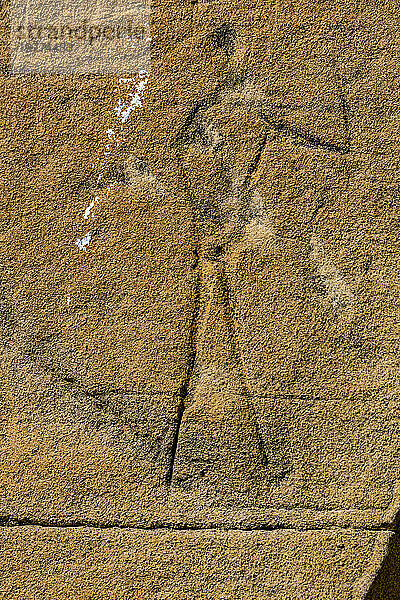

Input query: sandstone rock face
[0,528,396,600]
[1,0,400,597]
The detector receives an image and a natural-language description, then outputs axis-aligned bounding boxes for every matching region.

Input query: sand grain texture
[1,0,400,597]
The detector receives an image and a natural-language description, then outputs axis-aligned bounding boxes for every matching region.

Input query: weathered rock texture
[0,528,397,600]
[1,0,400,597]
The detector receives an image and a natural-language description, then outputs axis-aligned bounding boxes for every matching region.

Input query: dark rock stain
[208,24,237,57]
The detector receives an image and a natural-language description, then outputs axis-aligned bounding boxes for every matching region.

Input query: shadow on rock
[365,533,400,599]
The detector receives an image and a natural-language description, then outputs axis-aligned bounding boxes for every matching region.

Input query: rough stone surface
[0,527,395,600]
[1,0,400,596]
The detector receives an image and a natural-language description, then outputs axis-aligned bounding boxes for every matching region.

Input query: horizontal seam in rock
[51,387,395,403]
[0,518,397,533]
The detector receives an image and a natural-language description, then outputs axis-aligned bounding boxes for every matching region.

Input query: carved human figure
[164,74,350,495]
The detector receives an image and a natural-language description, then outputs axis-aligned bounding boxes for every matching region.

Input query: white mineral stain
[84,196,100,220]
[75,71,149,252]
[115,93,143,123]
[76,231,92,251]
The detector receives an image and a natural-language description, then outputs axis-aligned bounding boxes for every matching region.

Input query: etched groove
[260,113,350,154]
[242,129,271,189]
[171,79,353,479]
[166,164,202,486]
[174,74,249,149]
[217,268,268,467]
[165,395,185,485]
[307,87,351,227]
